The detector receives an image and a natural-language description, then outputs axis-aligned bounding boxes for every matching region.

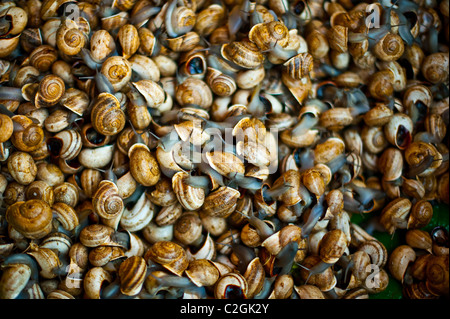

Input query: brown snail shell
[25,180,54,206]
[29,44,58,72]
[421,52,449,84]
[100,56,132,92]
[7,151,37,185]
[201,186,240,218]
[35,74,65,108]
[145,241,189,276]
[172,171,205,211]
[372,32,404,62]
[175,77,213,109]
[282,53,314,80]
[117,24,140,59]
[214,272,248,299]
[91,93,126,137]
[248,21,289,51]
[0,114,14,143]
[10,115,45,152]
[90,29,116,62]
[56,21,86,56]
[380,197,412,235]
[92,180,124,221]
[221,38,265,70]
[5,199,53,239]
[128,143,161,187]
[206,67,237,97]
[118,256,147,296]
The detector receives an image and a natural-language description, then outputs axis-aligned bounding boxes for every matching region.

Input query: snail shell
[138,27,158,56]
[145,241,189,276]
[35,74,65,108]
[5,199,53,239]
[421,52,449,84]
[327,25,348,53]
[0,264,32,299]
[91,93,126,136]
[79,224,117,249]
[83,267,113,299]
[172,171,205,211]
[248,21,290,51]
[378,147,404,181]
[10,115,45,152]
[128,143,161,187]
[380,197,412,235]
[92,180,124,221]
[221,38,265,70]
[53,182,79,207]
[282,52,314,80]
[47,129,82,160]
[372,32,404,62]
[173,211,203,246]
[100,56,132,92]
[27,243,61,279]
[0,113,14,143]
[194,4,225,36]
[117,24,140,60]
[214,272,248,299]
[29,44,58,72]
[388,245,416,283]
[56,21,86,56]
[120,191,155,232]
[132,80,165,109]
[51,202,79,231]
[206,67,237,97]
[201,186,240,218]
[185,259,220,287]
[319,229,348,264]
[118,256,147,296]
[166,31,200,52]
[60,88,89,116]
[7,151,37,185]
[25,180,54,206]
[384,113,413,150]
[175,77,213,109]
[90,29,116,62]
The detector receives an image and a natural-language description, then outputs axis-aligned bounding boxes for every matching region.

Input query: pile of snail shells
[0,0,448,300]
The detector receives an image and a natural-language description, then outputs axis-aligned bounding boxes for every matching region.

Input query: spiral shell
[175,77,213,109]
[120,191,155,232]
[145,241,189,276]
[249,21,289,51]
[128,143,161,187]
[221,39,265,70]
[29,44,58,72]
[282,53,314,80]
[56,21,86,56]
[92,180,124,220]
[118,256,147,296]
[6,199,53,239]
[35,74,65,108]
[0,114,14,143]
[327,25,348,53]
[132,80,165,109]
[206,67,237,97]
[100,56,132,92]
[172,171,206,211]
[117,24,140,59]
[421,52,449,84]
[7,151,37,185]
[51,202,79,231]
[90,93,126,136]
[10,115,44,153]
[372,32,404,62]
